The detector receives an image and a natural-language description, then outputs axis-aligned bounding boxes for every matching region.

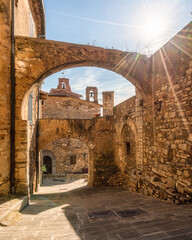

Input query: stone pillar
[0,0,11,194]
[102,91,114,116]
[135,88,143,168]
[86,87,98,103]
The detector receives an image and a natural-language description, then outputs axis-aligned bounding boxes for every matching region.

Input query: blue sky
[42,0,192,105]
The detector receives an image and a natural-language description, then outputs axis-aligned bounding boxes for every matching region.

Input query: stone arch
[38,119,96,152]
[40,150,56,174]
[38,118,97,185]
[119,118,138,143]
[15,36,152,120]
[40,138,89,175]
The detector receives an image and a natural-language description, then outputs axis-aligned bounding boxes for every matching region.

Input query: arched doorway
[40,138,89,176]
[43,156,52,174]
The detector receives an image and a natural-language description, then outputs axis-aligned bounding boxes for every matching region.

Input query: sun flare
[142,14,167,42]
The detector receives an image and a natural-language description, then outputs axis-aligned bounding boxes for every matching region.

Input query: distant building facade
[40,77,114,174]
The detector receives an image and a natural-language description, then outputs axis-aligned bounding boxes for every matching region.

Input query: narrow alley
[0,177,192,240]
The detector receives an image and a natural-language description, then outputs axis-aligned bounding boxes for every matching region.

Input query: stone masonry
[42,78,102,120]
[40,138,89,174]
[0,0,191,206]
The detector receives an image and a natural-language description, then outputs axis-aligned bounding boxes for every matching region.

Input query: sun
[142,14,167,42]
[135,1,173,53]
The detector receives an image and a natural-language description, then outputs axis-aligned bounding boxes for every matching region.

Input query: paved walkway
[0,177,192,240]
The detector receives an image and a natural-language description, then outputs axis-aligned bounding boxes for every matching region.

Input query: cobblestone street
[0,178,192,240]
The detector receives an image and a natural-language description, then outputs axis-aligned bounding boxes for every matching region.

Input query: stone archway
[14,36,152,195]
[15,36,152,120]
[40,138,89,175]
[43,156,52,174]
[37,117,116,188]
[40,150,56,175]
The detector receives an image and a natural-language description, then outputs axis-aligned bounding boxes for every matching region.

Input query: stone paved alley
[0,178,192,240]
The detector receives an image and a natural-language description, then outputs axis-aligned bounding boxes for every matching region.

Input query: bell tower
[57,78,71,91]
[86,87,98,103]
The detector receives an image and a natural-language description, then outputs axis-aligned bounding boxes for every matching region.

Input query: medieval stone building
[0,0,191,205]
[42,77,102,119]
[40,77,107,175]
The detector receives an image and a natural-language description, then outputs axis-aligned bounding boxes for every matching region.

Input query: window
[70,155,76,165]
[126,142,131,155]
[29,9,35,37]
[28,91,33,124]
[89,91,94,102]
[62,82,66,89]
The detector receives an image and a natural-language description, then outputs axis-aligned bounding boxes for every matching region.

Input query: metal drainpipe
[35,87,40,191]
[10,0,16,195]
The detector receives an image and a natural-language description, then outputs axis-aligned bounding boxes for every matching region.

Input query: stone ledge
[0,196,28,226]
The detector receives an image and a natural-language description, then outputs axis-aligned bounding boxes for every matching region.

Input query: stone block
[167,177,176,189]
[176,181,185,194]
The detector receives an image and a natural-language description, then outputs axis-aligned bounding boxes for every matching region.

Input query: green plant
[42,165,47,173]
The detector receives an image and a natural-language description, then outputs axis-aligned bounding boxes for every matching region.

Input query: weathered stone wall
[41,138,89,174]
[38,117,117,186]
[42,96,101,119]
[103,91,114,116]
[114,93,143,171]
[2,5,190,204]
[113,23,192,203]
[0,0,11,194]
[15,87,39,195]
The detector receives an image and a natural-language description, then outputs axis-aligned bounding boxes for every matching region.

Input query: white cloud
[42,67,135,105]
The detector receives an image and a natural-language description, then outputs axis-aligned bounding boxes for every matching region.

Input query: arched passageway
[43,156,52,174]
[14,36,150,195]
[40,138,89,175]
[15,36,152,120]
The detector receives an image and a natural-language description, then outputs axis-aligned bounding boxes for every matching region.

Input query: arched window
[89,91,94,102]
[62,82,66,89]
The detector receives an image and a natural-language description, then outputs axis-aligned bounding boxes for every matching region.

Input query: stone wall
[42,96,101,119]
[112,37,192,203]
[0,0,45,195]
[15,87,39,195]
[38,117,117,186]
[40,138,89,174]
[0,0,11,194]
[103,91,114,116]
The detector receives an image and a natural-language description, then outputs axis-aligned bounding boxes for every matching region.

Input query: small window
[70,155,76,165]
[28,91,33,124]
[62,82,66,89]
[89,91,94,102]
[126,142,131,155]
[29,10,35,37]
[41,100,44,105]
